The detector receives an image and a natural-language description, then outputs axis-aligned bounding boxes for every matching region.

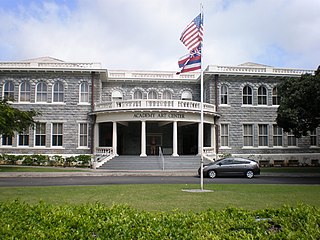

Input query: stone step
[99,155,203,170]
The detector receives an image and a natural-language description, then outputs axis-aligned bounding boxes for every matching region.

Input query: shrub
[0,201,319,239]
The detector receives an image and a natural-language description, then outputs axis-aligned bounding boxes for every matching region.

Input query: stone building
[0,57,319,167]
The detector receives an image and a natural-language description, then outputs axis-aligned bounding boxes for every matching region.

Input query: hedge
[0,154,92,167]
[0,201,319,239]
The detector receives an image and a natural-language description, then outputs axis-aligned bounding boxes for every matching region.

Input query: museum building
[0,57,319,167]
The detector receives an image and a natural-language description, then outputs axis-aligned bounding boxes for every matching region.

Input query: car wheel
[208,170,217,178]
[246,170,254,179]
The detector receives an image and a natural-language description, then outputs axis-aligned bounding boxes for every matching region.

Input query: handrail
[159,146,165,171]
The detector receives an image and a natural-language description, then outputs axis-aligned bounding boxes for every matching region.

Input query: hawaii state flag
[177,51,201,74]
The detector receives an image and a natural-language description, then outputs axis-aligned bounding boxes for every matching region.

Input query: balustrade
[95,99,216,113]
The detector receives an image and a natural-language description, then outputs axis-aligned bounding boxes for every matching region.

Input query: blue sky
[0,0,319,71]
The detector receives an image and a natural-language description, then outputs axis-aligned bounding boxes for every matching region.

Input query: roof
[0,56,104,72]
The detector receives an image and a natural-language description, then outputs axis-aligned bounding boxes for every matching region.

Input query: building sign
[133,112,185,119]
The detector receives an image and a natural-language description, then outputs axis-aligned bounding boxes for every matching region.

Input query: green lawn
[1,184,319,212]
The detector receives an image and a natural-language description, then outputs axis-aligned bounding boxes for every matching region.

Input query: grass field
[1,184,319,212]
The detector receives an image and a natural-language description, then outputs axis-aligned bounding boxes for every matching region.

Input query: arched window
[220,85,228,105]
[148,90,158,99]
[19,82,31,102]
[181,91,192,100]
[133,90,143,99]
[53,81,64,103]
[242,85,252,105]
[3,81,14,100]
[36,82,48,102]
[272,87,280,105]
[162,90,172,99]
[112,90,123,100]
[258,86,267,105]
[79,82,89,103]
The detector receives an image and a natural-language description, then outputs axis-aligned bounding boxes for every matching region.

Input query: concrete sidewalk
[1,169,320,178]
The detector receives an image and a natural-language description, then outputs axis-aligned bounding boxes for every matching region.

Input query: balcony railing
[94,99,216,113]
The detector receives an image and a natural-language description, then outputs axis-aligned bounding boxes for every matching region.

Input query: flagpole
[200,4,204,191]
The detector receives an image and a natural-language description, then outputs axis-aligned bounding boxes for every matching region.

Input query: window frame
[181,91,192,101]
[148,90,158,99]
[79,82,89,103]
[1,135,13,146]
[287,132,298,147]
[242,85,253,105]
[19,81,31,102]
[53,81,64,103]
[243,124,254,147]
[3,81,14,100]
[273,125,283,147]
[36,82,48,103]
[133,90,143,100]
[79,123,88,148]
[258,124,269,147]
[35,122,46,147]
[52,123,63,147]
[18,129,30,146]
[258,86,267,105]
[272,87,280,105]
[220,124,229,147]
[310,129,318,147]
[220,84,228,105]
[162,90,172,100]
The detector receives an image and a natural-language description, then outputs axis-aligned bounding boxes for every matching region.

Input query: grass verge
[0,184,319,212]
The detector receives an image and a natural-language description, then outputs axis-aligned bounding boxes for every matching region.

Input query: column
[140,121,147,157]
[93,123,99,155]
[172,121,179,156]
[211,124,215,148]
[112,121,118,156]
[198,122,202,155]
[211,124,217,160]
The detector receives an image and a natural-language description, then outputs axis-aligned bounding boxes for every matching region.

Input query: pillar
[112,121,118,156]
[172,121,179,156]
[140,120,147,157]
[94,123,99,155]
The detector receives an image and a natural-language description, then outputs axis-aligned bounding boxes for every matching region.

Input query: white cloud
[0,0,319,70]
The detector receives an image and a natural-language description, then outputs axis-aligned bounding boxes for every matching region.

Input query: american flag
[180,13,203,52]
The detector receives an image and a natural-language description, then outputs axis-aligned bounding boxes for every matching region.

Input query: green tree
[276,66,320,137]
[0,99,38,136]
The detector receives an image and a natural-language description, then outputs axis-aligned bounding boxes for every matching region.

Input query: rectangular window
[273,125,283,147]
[2,135,13,146]
[35,123,46,146]
[288,132,297,147]
[79,123,88,147]
[243,124,253,146]
[52,123,63,146]
[258,124,268,146]
[18,130,29,146]
[310,130,317,146]
[220,124,229,147]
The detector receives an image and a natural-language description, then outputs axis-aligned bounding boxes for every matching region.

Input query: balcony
[94,99,216,113]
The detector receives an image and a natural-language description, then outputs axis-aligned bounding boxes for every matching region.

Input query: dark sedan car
[198,157,260,178]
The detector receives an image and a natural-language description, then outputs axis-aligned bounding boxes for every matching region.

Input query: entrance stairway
[99,155,204,171]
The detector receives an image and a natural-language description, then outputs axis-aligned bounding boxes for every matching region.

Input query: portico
[93,102,219,159]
